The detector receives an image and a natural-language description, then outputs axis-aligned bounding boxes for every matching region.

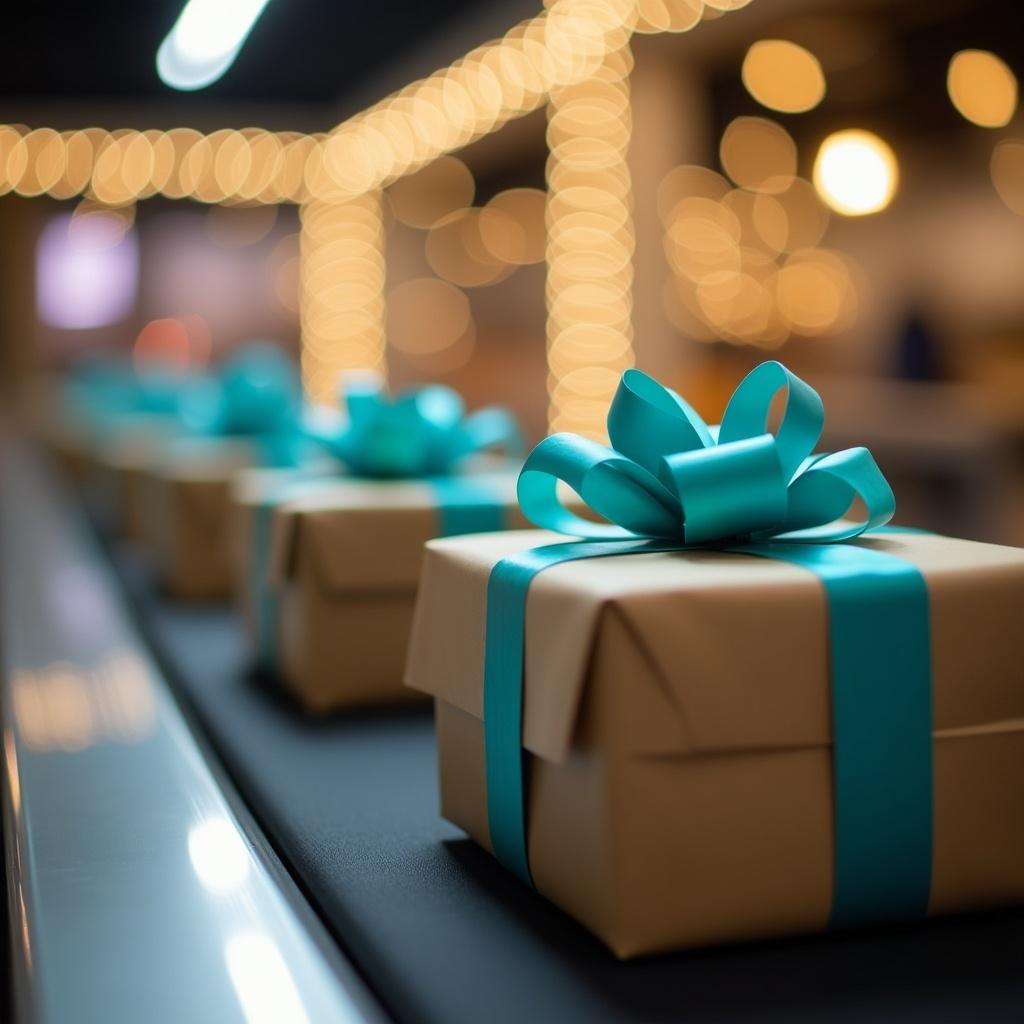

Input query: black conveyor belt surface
[112,547,1024,1024]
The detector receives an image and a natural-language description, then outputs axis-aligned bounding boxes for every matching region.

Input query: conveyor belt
[112,546,1024,1024]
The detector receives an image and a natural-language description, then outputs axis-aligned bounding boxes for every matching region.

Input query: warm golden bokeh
[813,129,898,216]
[426,208,512,287]
[659,150,850,347]
[388,277,474,357]
[387,156,475,228]
[300,193,387,402]
[634,0,703,35]
[546,34,635,440]
[947,49,1018,128]
[719,117,797,193]
[481,188,547,265]
[741,39,826,114]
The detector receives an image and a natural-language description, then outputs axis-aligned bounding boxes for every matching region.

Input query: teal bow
[303,374,523,478]
[484,361,934,931]
[518,360,895,544]
[66,358,188,428]
[178,343,305,466]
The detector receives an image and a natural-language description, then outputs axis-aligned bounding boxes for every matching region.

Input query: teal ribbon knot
[178,342,306,467]
[302,373,523,478]
[483,360,934,930]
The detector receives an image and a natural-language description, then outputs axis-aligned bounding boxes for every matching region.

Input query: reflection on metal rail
[0,442,383,1024]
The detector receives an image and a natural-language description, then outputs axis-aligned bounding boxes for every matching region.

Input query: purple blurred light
[36,214,139,329]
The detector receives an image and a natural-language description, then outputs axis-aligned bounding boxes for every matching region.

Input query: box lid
[406,530,1024,763]
[156,436,258,481]
[270,473,523,593]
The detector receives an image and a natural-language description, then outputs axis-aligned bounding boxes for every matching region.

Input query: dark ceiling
[0,0,486,106]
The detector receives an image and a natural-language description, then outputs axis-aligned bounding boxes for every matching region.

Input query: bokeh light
[426,208,511,287]
[634,0,703,35]
[947,49,1018,129]
[481,188,546,264]
[387,277,474,358]
[813,129,898,216]
[720,117,797,193]
[741,40,826,114]
[546,29,635,439]
[387,156,475,228]
[658,155,848,347]
[133,318,193,373]
[300,194,387,403]
[36,213,139,330]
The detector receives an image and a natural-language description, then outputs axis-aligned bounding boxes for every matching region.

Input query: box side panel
[436,700,618,947]
[278,536,424,713]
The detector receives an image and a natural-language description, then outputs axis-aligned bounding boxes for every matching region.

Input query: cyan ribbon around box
[483,361,934,928]
[252,375,523,668]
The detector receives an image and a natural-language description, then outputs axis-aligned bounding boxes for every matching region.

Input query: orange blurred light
[947,49,1018,128]
[741,40,826,114]
[133,318,192,373]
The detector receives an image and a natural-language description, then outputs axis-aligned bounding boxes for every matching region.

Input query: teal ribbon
[65,358,189,436]
[483,361,934,928]
[179,342,307,467]
[303,374,523,478]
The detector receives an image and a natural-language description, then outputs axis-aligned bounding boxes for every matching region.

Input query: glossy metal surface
[0,443,383,1024]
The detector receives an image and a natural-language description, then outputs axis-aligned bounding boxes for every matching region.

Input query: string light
[299,193,386,403]
[318,0,639,201]
[4,0,758,414]
[546,15,635,440]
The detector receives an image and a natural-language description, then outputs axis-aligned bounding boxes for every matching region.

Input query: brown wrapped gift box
[406,529,1024,958]
[267,476,530,714]
[142,437,258,600]
[230,467,351,658]
[86,416,180,542]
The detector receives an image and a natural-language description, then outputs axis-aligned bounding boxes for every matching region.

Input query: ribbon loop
[719,360,824,482]
[308,375,523,479]
[608,369,714,474]
[518,360,892,544]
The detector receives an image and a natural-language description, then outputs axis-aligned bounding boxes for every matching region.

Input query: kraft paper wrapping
[406,529,1024,957]
[267,476,529,714]
[87,417,179,542]
[142,438,257,601]
[230,468,355,656]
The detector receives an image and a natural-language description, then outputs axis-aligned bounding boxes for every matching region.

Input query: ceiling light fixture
[157,0,273,92]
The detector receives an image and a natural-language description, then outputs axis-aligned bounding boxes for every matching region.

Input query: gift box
[85,414,181,542]
[140,343,309,600]
[404,362,1024,957]
[265,472,532,714]
[144,436,261,600]
[230,465,347,660]
[233,374,526,710]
